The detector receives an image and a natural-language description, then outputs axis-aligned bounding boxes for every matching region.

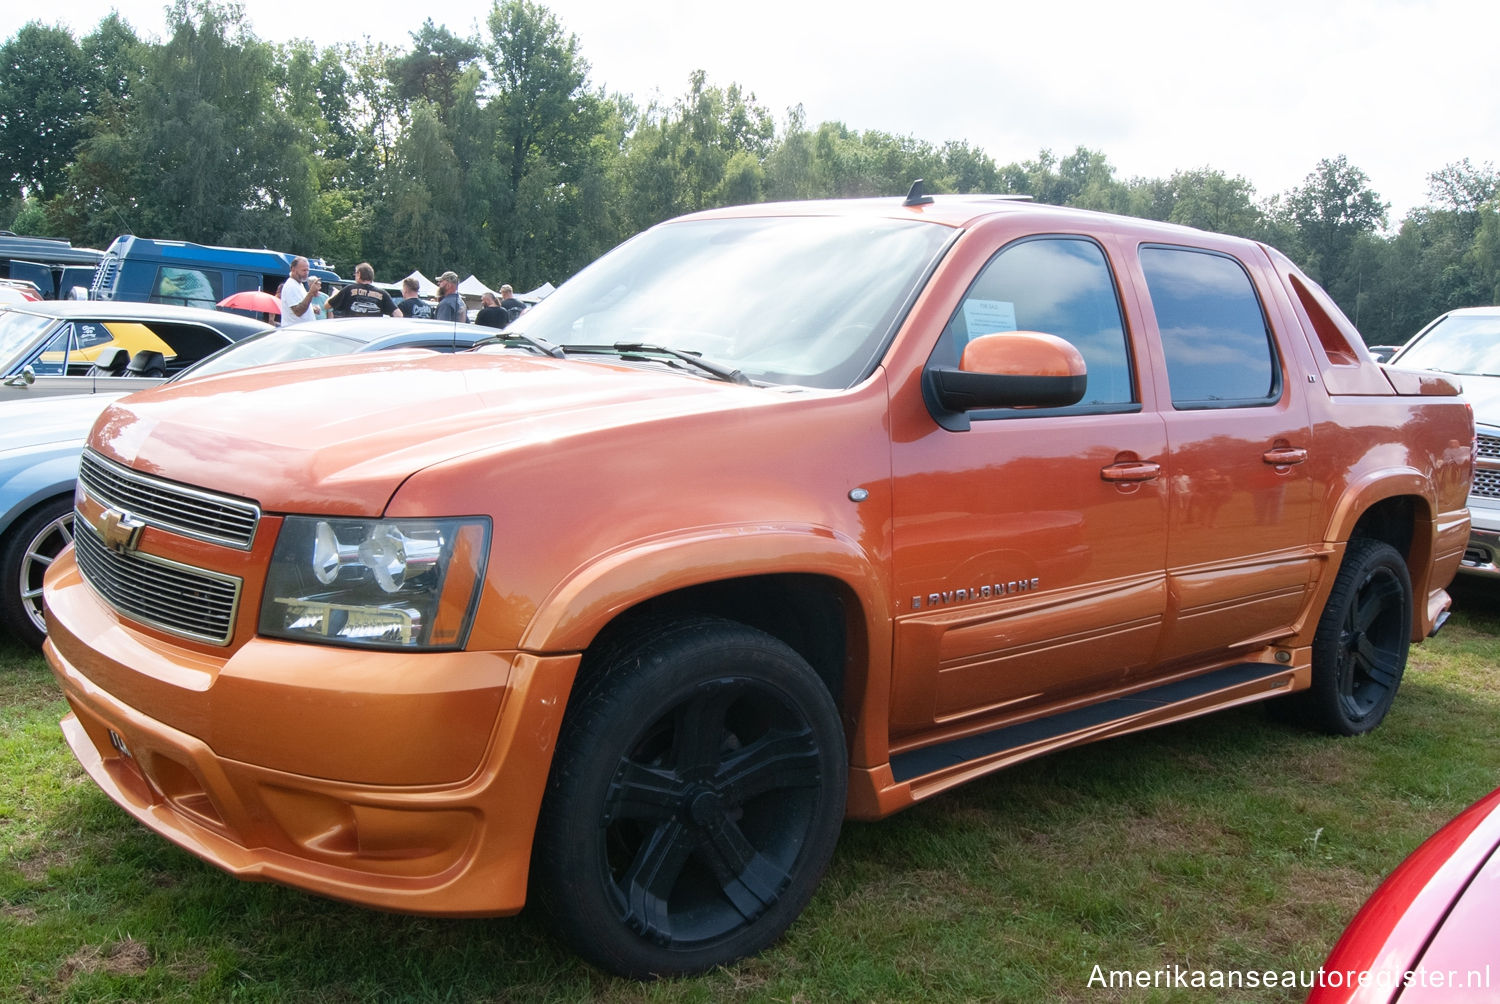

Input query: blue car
[0,316,495,649]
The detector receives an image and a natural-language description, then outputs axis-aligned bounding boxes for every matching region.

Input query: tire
[1,496,75,651]
[531,617,847,978]
[1301,538,1413,736]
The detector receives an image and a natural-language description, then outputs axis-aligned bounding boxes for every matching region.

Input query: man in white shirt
[279,256,322,326]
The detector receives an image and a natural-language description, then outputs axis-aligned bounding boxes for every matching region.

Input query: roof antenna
[903,179,934,207]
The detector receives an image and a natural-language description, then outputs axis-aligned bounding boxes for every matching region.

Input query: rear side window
[936,236,1135,414]
[152,266,222,308]
[1140,246,1278,408]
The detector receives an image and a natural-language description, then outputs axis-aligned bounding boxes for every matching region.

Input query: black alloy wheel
[531,617,847,978]
[1305,538,1413,735]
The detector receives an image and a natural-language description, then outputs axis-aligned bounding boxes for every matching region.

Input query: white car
[1387,305,1500,577]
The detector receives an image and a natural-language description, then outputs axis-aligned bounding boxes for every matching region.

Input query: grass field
[4,584,1499,1003]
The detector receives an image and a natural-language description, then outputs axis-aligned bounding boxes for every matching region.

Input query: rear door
[1129,242,1316,669]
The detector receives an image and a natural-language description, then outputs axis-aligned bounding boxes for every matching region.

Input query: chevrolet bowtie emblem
[97,507,146,554]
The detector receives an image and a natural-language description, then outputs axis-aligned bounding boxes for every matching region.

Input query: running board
[890,663,1291,784]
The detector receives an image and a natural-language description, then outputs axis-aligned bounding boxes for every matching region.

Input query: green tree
[384,100,462,273]
[386,20,482,124]
[0,22,95,199]
[1160,168,1263,236]
[1280,155,1388,291]
[1000,147,1120,208]
[622,71,775,228]
[483,0,607,283]
[60,1,322,251]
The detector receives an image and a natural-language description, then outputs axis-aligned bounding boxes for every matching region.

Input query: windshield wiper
[472,329,566,358]
[563,342,752,385]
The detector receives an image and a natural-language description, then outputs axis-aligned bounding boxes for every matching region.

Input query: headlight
[260,516,490,650]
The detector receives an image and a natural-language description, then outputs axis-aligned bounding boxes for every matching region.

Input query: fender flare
[518,521,892,657]
[1319,466,1451,639]
[1321,467,1437,547]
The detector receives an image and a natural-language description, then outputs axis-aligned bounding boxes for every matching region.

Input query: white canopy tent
[403,270,439,297]
[457,274,494,297]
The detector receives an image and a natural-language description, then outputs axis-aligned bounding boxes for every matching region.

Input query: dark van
[87,236,341,309]
[0,232,105,299]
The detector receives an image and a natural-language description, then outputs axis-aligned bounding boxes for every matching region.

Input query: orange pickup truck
[43,190,1474,977]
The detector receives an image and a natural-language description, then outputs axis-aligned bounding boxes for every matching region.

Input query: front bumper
[45,550,580,916]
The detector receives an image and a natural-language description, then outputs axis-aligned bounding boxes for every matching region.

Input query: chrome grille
[78,450,260,549]
[1474,468,1500,500]
[1478,434,1500,461]
[73,520,241,645]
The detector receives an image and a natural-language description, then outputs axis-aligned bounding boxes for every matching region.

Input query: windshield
[511,215,953,389]
[176,328,363,380]
[1394,314,1500,375]
[0,309,58,375]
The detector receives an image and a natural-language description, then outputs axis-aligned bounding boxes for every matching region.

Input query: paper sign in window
[963,299,1017,337]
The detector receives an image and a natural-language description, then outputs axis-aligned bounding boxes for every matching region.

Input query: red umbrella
[218,290,282,314]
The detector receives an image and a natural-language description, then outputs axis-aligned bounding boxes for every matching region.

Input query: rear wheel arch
[1324,482,1441,637]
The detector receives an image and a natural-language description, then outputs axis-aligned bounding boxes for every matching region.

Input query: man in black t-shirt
[474,291,508,328]
[324,262,402,318]
[497,284,526,326]
[395,276,434,319]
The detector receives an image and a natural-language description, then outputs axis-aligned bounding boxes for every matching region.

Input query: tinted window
[936,237,1134,411]
[1140,246,1276,407]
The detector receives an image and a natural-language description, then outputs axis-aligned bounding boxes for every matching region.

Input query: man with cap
[434,270,467,322]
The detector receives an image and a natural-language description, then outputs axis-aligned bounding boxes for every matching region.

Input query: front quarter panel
[0,443,84,537]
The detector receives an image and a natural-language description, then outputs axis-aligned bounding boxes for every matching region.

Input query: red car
[1310,786,1500,1003]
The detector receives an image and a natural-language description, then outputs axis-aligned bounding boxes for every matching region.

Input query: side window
[33,323,78,375]
[1139,245,1278,408]
[152,266,221,308]
[74,321,114,351]
[146,323,234,368]
[936,236,1135,414]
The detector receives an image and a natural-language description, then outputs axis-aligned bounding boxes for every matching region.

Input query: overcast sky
[46,0,1500,225]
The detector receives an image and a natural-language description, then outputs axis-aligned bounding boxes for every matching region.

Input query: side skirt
[890,662,1294,786]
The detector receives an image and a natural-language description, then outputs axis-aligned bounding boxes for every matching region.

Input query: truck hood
[90,349,778,515]
[0,392,126,453]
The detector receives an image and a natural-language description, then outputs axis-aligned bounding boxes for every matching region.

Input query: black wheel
[1,495,75,650]
[531,617,847,978]
[1302,538,1413,735]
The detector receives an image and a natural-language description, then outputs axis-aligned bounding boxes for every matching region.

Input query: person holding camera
[279,256,322,326]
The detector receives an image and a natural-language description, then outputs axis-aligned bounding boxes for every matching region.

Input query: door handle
[1101,461,1161,483]
[1262,447,1308,466]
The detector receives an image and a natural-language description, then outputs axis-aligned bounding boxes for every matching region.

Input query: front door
[889,235,1168,734]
